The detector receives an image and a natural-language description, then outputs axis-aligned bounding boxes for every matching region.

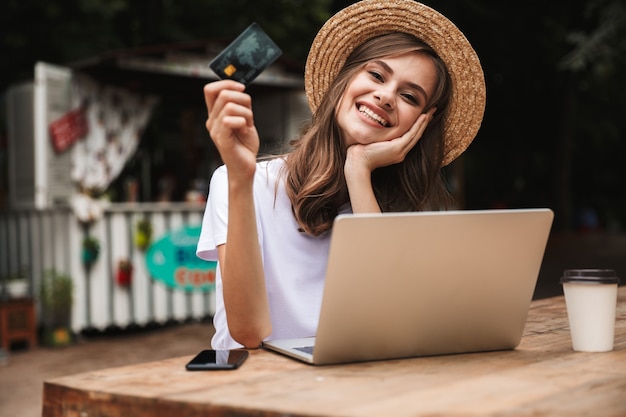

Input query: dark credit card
[209,22,282,85]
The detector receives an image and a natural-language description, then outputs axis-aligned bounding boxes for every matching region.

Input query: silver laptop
[262,208,554,365]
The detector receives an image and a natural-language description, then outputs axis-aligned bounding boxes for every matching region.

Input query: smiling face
[335,52,438,147]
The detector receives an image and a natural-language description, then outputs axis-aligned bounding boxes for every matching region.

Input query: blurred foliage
[420,0,626,230]
[0,0,332,92]
[1,0,625,231]
[40,269,73,318]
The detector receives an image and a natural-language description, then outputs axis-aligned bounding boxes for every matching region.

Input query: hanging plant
[81,236,100,267]
[135,218,153,251]
[116,258,133,287]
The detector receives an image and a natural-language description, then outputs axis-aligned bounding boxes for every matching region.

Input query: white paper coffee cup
[560,269,620,352]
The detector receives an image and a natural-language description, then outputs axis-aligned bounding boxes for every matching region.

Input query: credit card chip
[224,64,237,77]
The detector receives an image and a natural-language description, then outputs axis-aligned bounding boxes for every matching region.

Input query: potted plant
[40,269,74,347]
[116,258,133,287]
[5,267,29,298]
[81,235,100,267]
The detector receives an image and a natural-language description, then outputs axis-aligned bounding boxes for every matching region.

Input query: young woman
[197,0,486,350]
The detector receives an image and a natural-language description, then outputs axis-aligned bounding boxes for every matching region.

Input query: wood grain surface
[42,287,626,417]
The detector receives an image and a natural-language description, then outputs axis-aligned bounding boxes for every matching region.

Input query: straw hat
[305,0,486,166]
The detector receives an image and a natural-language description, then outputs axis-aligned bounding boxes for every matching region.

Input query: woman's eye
[402,93,419,105]
[368,71,383,81]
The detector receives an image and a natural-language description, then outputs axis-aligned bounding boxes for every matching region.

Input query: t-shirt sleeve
[196,165,228,261]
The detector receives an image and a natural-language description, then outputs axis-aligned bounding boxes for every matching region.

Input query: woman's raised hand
[204,80,260,180]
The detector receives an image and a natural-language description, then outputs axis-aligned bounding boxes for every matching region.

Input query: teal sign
[146,225,216,291]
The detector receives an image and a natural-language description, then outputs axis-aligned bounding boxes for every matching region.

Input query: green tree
[554,0,626,230]
[423,0,626,231]
[0,0,332,93]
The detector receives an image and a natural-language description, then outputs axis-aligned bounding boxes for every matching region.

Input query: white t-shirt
[197,158,338,349]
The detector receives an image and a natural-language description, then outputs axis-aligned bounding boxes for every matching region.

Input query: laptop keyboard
[294,346,314,355]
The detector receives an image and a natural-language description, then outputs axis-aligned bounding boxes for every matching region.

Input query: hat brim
[305,0,486,166]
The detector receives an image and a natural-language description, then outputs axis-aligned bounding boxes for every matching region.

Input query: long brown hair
[283,33,453,236]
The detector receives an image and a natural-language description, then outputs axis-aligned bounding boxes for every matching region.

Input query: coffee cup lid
[560,269,620,284]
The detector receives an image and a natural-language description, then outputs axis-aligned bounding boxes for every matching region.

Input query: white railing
[0,203,215,335]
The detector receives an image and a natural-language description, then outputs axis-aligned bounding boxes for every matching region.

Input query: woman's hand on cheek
[345,108,435,173]
[204,80,260,180]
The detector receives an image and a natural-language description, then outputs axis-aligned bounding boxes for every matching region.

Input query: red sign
[49,107,88,153]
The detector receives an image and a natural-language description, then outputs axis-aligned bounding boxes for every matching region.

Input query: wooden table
[42,287,626,417]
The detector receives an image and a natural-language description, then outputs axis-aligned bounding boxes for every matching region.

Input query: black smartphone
[185,349,249,371]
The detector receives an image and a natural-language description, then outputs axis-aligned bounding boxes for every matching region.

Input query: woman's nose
[374,89,395,109]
